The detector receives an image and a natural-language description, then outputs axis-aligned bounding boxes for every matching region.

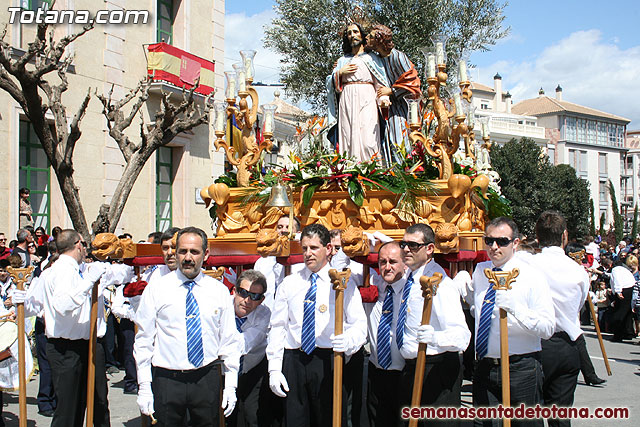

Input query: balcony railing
[146,43,215,96]
[489,121,546,139]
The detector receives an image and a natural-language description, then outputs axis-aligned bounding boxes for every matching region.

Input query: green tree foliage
[490,138,590,239]
[608,180,624,243]
[264,0,509,112]
[589,199,596,237]
[631,204,638,240]
[599,212,606,236]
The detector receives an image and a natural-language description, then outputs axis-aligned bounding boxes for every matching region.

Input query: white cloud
[474,30,640,128]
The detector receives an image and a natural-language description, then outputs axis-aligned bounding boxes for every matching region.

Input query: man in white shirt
[366,241,408,426]
[38,229,109,427]
[134,226,241,426]
[228,269,274,427]
[531,211,590,427]
[399,224,471,425]
[112,227,180,395]
[266,224,367,427]
[469,217,555,427]
[609,257,636,342]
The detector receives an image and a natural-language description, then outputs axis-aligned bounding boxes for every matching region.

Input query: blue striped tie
[476,267,501,359]
[185,281,204,367]
[301,273,318,354]
[236,316,247,373]
[396,272,413,350]
[376,286,395,369]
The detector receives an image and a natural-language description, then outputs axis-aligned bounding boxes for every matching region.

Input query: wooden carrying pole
[328,268,351,427]
[408,272,443,427]
[484,268,520,427]
[86,280,100,427]
[7,266,34,427]
[586,297,612,376]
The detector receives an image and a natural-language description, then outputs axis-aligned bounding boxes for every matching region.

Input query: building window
[547,146,555,165]
[19,120,50,232]
[480,101,489,110]
[21,0,51,10]
[157,0,174,44]
[564,117,576,141]
[598,153,607,176]
[599,181,608,204]
[587,120,596,144]
[568,149,576,169]
[577,119,586,143]
[597,122,607,145]
[156,146,173,232]
[578,150,587,177]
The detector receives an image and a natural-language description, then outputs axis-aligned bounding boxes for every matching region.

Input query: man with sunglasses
[398,224,471,423]
[228,269,278,427]
[469,217,555,427]
[0,233,11,260]
[267,224,367,426]
[530,211,590,427]
[36,229,110,427]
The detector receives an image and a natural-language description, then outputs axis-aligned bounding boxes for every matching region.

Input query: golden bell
[266,181,292,208]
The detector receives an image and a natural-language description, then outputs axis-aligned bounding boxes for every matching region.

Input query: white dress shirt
[134,269,241,387]
[40,254,107,339]
[531,246,590,341]
[366,273,408,370]
[401,260,470,358]
[254,256,304,311]
[470,257,555,358]
[266,263,367,373]
[23,274,45,318]
[611,265,636,294]
[111,263,162,320]
[237,304,271,374]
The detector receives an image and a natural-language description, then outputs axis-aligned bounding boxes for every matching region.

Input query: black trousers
[47,338,110,427]
[119,318,137,392]
[541,332,580,427]
[227,357,283,427]
[575,334,598,382]
[367,363,404,427]
[152,361,222,427]
[35,317,56,412]
[472,353,543,427]
[103,313,119,368]
[344,347,364,427]
[611,287,634,341]
[282,348,347,427]
[402,352,463,426]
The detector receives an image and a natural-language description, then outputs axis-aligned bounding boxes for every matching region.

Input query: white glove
[417,324,437,346]
[269,371,289,397]
[495,289,517,315]
[221,387,237,417]
[10,289,27,305]
[137,382,154,416]
[452,271,472,300]
[331,333,349,353]
[85,262,107,283]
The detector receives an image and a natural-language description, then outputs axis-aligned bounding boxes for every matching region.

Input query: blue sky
[225,1,640,128]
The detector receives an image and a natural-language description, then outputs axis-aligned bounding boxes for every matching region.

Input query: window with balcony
[157,0,174,44]
[156,146,173,232]
[19,120,50,232]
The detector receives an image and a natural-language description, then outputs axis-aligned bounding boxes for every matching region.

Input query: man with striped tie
[228,269,275,427]
[399,223,471,425]
[266,224,367,427]
[469,217,555,427]
[134,227,242,426]
[365,241,409,426]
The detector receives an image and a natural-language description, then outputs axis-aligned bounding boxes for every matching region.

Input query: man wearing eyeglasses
[228,269,276,427]
[398,223,471,423]
[135,227,241,426]
[36,229,110,427]
[0,233,11,260]
[469,217,554,427]
[266,223,367,426]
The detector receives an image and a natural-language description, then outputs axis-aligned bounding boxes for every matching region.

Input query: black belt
[286,347,334,357]
[478,351,541,366]
[405,351,457,365]
[153,360,220,380]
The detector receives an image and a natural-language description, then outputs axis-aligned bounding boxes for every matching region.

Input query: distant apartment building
[625,130,640,229]
[512,86,631,229]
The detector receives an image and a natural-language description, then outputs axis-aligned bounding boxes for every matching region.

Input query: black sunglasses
[484,237,514,247]
[236,287,264,301]
[399,241,427,251]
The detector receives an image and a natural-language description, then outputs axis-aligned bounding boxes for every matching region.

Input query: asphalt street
[1,325,638,426]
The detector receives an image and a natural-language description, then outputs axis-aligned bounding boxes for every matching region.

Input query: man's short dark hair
[56,229,82,254]
[0,259,10,270]
[176,227,208,252]
[161,227,181,243]
[47,240,58,254]
[148,231,163,244]
[378,240,401,255]
[16,229,30,243]
[371,24,394,52]
[279,215,301,233]
[535,211,567,248]
[486,217,519,239]
[236,269,267,294]
[301,224,331,246]
[405,223,435,245]
[342,22,366,55]
[329,229,342,239]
